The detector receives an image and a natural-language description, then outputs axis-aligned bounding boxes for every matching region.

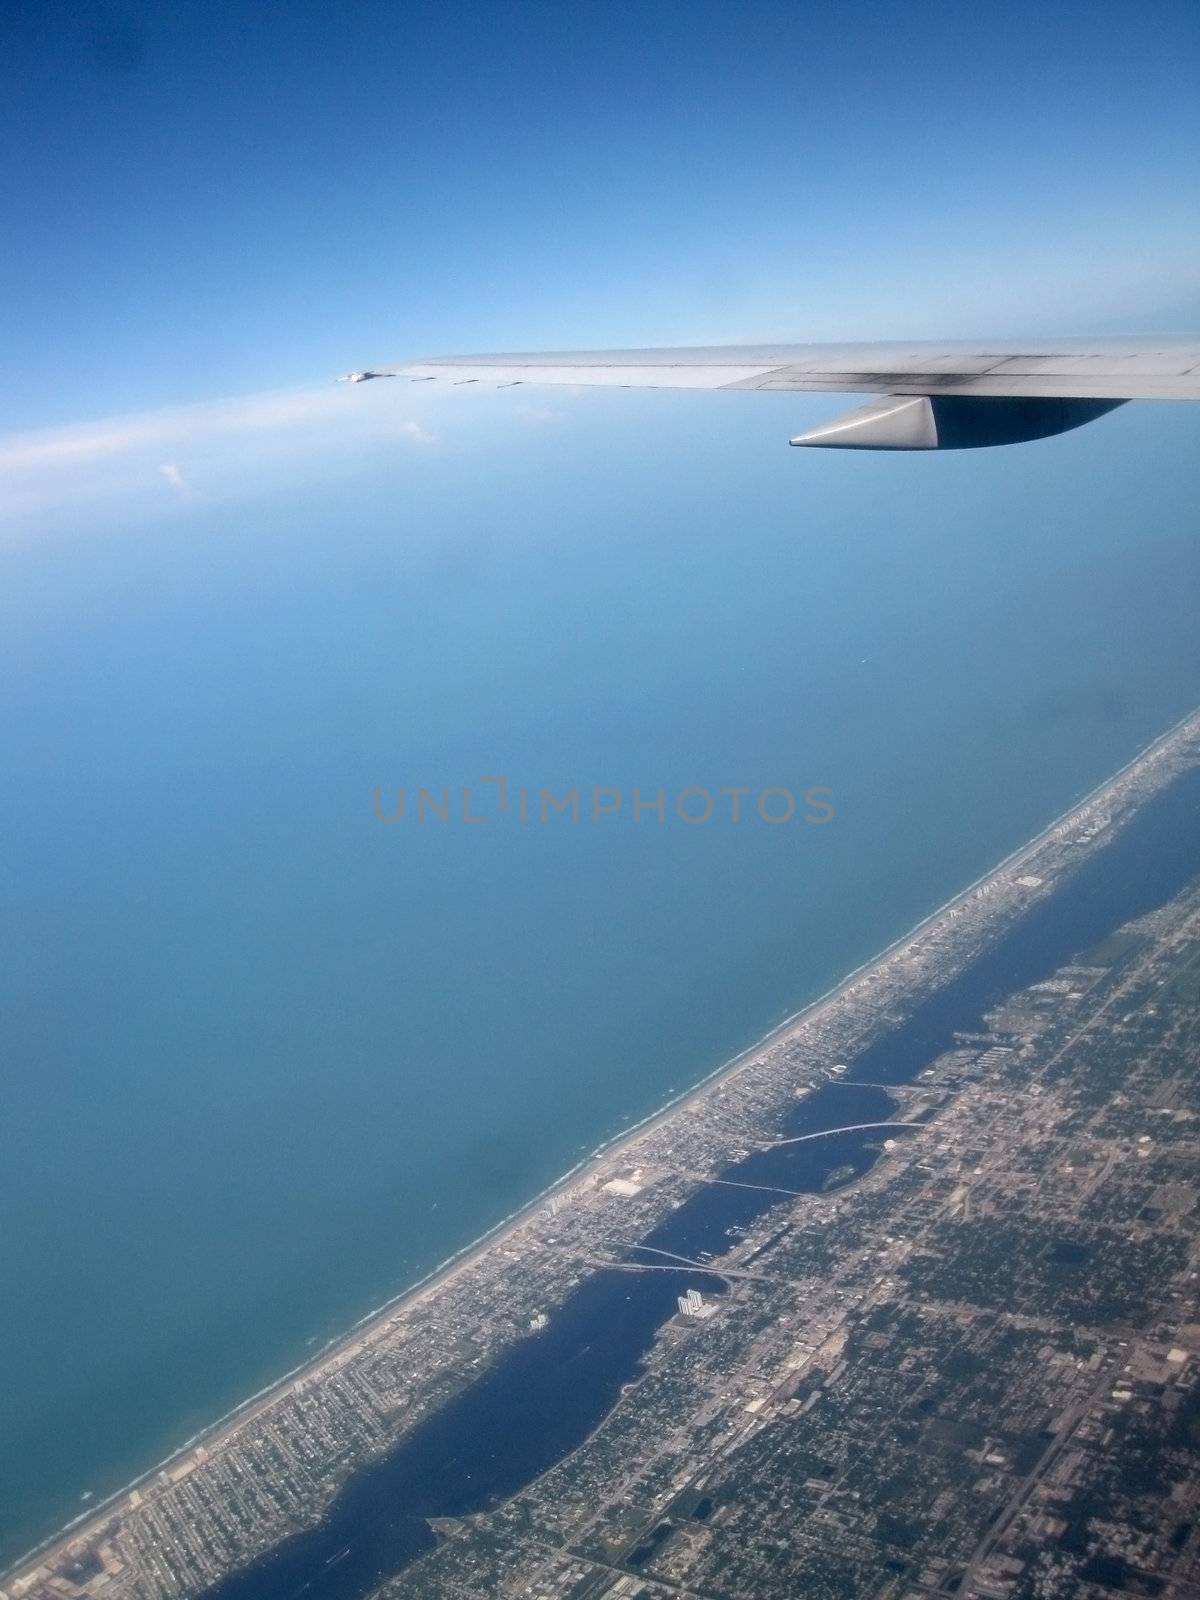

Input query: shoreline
[6,701,1200,1587]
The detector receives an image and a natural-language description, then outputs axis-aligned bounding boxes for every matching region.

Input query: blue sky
[1,0,1196,433]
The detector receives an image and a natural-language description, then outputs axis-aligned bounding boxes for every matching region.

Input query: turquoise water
[1,388,1198,1562]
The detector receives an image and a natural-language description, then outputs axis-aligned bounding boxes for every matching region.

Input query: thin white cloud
[0,384,354,473]
[0,374,595,536]
[514,403,560,426]
[0,380,459,530]
[397,419,436,446]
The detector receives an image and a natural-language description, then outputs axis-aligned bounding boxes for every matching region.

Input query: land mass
[6,709,1200,1600]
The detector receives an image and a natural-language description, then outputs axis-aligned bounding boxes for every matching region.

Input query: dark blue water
[850,763,1200,1086]
[199,1083,894,1600]
[197,764,1200,1600]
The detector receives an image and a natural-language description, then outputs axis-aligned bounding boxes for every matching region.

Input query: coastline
[7,700,1200,1588]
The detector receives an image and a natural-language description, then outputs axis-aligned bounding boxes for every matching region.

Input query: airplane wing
[362,337,1200,449]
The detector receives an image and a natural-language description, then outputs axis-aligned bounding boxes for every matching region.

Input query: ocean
[1,386,1198,1564]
